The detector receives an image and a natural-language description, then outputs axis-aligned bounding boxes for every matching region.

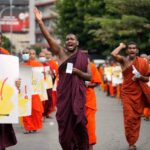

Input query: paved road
[9,89,150,150]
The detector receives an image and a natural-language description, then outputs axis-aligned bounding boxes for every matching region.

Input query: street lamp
[10,0,13,54]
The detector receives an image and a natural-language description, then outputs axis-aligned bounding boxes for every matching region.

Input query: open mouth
[129,52,136,55]
[67,44,74,49]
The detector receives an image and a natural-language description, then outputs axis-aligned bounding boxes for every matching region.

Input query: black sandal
[24,130,32,134]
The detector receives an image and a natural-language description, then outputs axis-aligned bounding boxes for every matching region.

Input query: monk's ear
[77,41,79,46]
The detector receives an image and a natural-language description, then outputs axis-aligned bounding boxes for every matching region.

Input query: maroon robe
[56,50,89,150]
[0,125,17,149]
[43,89,53,116]
[42,63,55,117]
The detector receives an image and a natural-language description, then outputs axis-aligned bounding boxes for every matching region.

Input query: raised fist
[119,43,126,49]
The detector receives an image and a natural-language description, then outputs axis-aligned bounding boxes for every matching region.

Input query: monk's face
[45,51,52,60]
[22,49,29,61]
[39,52,47,63]
[65,34,79,52]
[127,44,137,59]
[39,52,45,57]
[29,50,36,60]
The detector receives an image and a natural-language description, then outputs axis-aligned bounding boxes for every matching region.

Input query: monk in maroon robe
[57,50,89,150]
[34,8,91,150]
[111,42,150,150]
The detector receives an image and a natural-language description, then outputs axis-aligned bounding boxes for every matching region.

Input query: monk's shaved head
[29,49,36,60]
[39,51,46,57]
[140,54,147,59]
[22,49,29,54]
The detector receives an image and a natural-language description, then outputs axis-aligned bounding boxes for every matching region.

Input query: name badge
[66,63,73,74]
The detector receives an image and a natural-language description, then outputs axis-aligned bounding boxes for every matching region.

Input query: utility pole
[29,0,35,45]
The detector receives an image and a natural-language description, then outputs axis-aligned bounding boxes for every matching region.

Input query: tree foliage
[2,36,12,52]
[57,0,150,57]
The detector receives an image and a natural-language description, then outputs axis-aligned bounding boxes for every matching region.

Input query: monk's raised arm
[34,8,62,56]
[111,43,125,63]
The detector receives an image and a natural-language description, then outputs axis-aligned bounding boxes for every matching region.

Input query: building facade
[35,0,58,48]
[0,0,29,52]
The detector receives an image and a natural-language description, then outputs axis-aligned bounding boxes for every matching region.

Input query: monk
[98,64,105,91]
[0,32,20,150]
[38,51,54,118]
[85,61,101,150]
[22,49,44,134]
[34,8,91,150]
[45,50,58,112]
[111,42,150,150]
[21,48,30,63]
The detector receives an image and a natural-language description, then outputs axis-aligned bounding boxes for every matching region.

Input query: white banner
[0,55,19,123]
[32,66,53,101]
[19,66,32,117]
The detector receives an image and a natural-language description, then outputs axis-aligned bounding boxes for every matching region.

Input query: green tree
[57,0,105,53]
[57,0,150,57]
[88,0,150,55]
[2,36,12,53]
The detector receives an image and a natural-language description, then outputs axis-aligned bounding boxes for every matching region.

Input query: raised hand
[34,7,43,22]
[15,79,21,91]
[119,43,126,49]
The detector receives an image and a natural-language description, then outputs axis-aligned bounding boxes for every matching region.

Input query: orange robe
[47,59,58,75]
[98,66,104,86]
[116,84,121,99]
[47,60,58,112]
[86,63,101,145]
[144,108,150,117]
[0,47,10,55]
[121,57,150,146]
[143,64,150,117]
[23,60,44,131]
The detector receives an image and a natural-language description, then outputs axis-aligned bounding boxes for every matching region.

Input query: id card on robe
[66,63,73,74]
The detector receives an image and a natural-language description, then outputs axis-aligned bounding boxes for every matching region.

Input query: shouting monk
[34,8,91,150]
[111,42,150,150]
